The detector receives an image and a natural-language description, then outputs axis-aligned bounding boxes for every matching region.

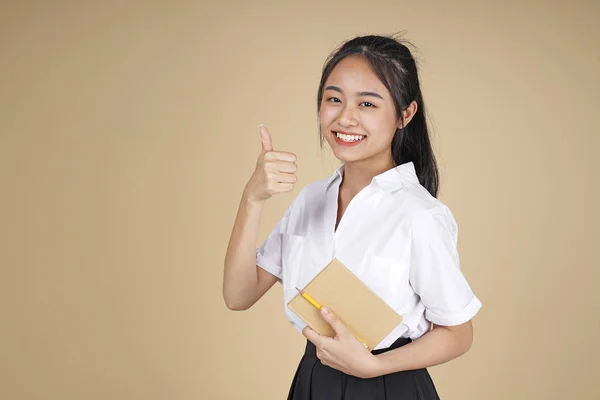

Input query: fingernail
[258,124,264,128]
[321,307,328,314]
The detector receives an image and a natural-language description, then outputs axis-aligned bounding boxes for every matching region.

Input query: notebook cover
[287,258,403,351]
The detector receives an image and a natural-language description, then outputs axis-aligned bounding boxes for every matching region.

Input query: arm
[222,193,279,311]
[374,321,473,375]
[302,307,474,379]
[222,125,298,310]
[378,208,481,373]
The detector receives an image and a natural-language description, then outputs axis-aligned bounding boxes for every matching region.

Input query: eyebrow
[324,85,384,100]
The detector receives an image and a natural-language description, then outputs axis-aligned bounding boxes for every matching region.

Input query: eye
[361,102,374,107]
[327,97,341,103]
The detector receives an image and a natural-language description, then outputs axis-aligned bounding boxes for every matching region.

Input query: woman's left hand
[302,307,381,379]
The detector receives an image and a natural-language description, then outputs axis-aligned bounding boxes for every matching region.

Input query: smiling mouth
[333,131,366,143]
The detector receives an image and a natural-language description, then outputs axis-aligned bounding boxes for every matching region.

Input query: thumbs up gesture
[245,125,298,203]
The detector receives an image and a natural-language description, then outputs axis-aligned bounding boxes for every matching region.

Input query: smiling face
[319,55,401,166]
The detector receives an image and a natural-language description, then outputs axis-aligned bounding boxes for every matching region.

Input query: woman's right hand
[244,125,298,203]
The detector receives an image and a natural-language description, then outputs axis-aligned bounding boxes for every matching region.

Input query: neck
[340,155,395,195]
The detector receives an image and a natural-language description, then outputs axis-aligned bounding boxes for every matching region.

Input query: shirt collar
[324,163,345,187]
[324,161,419,192]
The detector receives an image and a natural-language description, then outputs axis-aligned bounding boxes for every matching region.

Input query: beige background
[1,1,599,399]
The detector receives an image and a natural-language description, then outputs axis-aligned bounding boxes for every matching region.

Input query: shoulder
[394,183,458,241]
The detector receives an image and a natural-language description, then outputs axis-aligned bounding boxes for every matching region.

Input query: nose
[338,104,358,128]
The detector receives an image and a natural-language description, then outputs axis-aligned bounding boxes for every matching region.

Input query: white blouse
[256,161,482,350]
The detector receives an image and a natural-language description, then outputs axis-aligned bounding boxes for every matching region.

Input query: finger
[273,172,297,184]
[302,326,323,347]
[264,160,298,174]
[320,307,349,338]
[259,124,273,153]
[269,182,293,194]
[264,151,297,163]
[316,348,329,366]
[276,161,298,174]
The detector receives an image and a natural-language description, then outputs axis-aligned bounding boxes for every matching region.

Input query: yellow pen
[295,287,369,349]
[296,286,322,309]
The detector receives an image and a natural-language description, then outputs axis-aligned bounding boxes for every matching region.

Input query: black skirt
[287,337,440,399]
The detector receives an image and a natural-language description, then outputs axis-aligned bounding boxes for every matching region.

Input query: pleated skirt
[287,337,440,399]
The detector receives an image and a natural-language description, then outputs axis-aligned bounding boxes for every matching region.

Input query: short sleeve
[255,206,292,280]
[409,207,482,326]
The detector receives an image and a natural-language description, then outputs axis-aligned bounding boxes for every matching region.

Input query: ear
[397,101,418,129]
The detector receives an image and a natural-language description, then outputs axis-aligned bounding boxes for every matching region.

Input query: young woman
[223,34,482,399]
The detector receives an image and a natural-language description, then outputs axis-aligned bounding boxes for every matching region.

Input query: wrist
[372,354,386,377]
[371,352,398,377]
[365,354,386,378]
[242,187,266,206]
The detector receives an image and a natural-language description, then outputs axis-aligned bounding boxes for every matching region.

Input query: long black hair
[317,34,439,198]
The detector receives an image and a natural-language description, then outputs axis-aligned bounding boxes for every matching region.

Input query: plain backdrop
[1,1,599,399]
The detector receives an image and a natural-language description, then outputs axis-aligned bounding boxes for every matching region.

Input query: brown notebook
[287,258,403,351]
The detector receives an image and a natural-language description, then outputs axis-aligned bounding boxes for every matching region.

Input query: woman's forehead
[325,56,388,94]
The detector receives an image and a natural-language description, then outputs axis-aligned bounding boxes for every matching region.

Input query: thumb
[320,307,348,337]
[258,124,273,153]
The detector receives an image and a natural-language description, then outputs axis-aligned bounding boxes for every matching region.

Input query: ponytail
[392,95,439,197]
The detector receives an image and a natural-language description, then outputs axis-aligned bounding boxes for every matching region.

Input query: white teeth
[335,132,365,142]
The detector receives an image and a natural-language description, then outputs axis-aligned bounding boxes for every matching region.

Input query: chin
[331,148,368,163]
[324,140,359,162]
